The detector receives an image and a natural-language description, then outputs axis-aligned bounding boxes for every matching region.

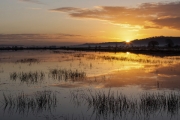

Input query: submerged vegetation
[3,90,57,114]
[10,71,45,84]
[49,68,86,82]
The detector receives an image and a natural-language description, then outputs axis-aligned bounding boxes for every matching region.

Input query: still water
[0,50,180,120]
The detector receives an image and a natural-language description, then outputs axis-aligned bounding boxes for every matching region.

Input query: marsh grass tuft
[16,58,40,64]
[140,92,180,115]
[49,69,86,82]
[3,90,57,114]
[70,90,180,119]
[98,55,174,64]
[10,71,45,84]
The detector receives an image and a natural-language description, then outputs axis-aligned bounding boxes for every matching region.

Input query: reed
[140,92,180,115]
[98,55,174,64]
[10,71,45,84]
[3,90,57,114]
[16,58,40,64]
[70,90,180,119]
[49,68,86,82]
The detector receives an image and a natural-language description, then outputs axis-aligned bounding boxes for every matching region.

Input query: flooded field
[1,50,180,120]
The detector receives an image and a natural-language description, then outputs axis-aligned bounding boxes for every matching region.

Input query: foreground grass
[3,90,57,114]
[70,90,180,119]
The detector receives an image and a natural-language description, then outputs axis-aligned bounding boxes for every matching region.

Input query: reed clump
[49,69,86,81]
[98,55,174,64]
[3,90,57,114]
[140,92,180,115]
[74,54,85,57]
[71,90,180,119]
[10,71,45,84]
[84,90,137,118]
[16,58,40,63]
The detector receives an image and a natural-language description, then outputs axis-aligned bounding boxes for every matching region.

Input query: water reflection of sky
[1,50,180,120]
[0,50,180,91]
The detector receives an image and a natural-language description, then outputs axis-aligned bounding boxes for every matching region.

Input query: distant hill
[74,36,180,47]
[132,36,180,46]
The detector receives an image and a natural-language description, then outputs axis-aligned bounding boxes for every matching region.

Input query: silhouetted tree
[165,39,174,48]
[88,45,91,49]
[148,41,159,48]
[95,46,97,51]
[115,43,118,50]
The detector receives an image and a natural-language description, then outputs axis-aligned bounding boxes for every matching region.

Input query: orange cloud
[50,2,180,30]
[152,17,180,30]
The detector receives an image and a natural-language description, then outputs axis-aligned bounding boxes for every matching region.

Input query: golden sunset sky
[0,0,180,46]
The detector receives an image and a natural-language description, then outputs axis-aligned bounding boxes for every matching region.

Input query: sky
[0,0,180,46]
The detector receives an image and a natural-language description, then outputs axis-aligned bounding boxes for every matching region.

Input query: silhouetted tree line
[1,38,180,53]
[148,38,175,48]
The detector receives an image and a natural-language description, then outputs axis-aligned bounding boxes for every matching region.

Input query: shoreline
[1,47,180,56]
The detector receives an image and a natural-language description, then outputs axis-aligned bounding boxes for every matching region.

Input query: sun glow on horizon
[126,40,130,43]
